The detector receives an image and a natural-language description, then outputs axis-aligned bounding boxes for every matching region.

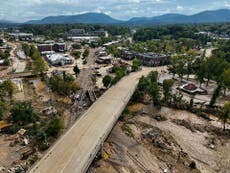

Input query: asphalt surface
[28,68,153,173]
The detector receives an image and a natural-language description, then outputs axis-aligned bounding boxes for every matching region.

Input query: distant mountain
[127,9,230,25]
[24,9,230,25]
[26,13,122,24]
[0,20,14,24]
[127,14,187,25]
[188,9,230,23]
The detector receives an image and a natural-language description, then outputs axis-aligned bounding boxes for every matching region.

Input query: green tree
[45,117,64,137]
[83,59,87,64]
[49,74,80,96]
[0,101,6,120]
[222,69,230,95]
[172,92,183,106]
[176,56,186,82]
[106,45,120,57]
[149,82,160,105]
[22,43,30,56]
[163,79,174,103]
[83,49,90,59]
[73,65,80,75]
[0,39,3,46]
[102,75,112,88]
[204,58,216,86]
[220,101,230,131]
[194,58,206,87]
[63,73,75,82]
[211,57,229,83]
[72,44,81,49]
[168,55,185,81]
[0,49,10,59]
[3,50,10,59]
[29,45,37,58]
[133,76,150,101]
[0,79,17,99]
[3,58,10,66]
[11,101,38,124]
[111,67,127,85]
[148,71,158,83]
[33,57,48,75]
[131,58,141,72]
[185,53,194,80]
[71,51,81,59]
[209,84,222,107]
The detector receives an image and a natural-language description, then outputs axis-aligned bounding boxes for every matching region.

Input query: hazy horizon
[1,0,230,22]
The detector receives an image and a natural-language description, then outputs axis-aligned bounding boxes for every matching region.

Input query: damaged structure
[46,54,73,66]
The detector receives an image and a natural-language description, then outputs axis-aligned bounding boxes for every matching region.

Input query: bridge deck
[28,68,152,173]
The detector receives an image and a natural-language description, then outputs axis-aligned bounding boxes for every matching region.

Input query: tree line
[22,43,48,75]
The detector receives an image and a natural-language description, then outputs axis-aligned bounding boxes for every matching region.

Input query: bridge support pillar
[100,143,104,158]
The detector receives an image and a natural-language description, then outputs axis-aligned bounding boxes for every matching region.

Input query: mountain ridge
[2,9,230,25]
[26,12,122,24]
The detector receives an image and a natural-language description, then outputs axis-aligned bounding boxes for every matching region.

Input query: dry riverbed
[89,104,230,173]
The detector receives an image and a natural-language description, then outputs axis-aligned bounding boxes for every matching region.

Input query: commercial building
[69,36,99,43]
[68,29,108,37]
[103,40,120,47]
[95,47,107,57]
[46,54,73,66]
[8,32,33,41]
[38,42,66,55]
[69,29,86,36]
[136,53,171,67]
[121,50,171,67]
[67,29,108,42]
[96,55,113,64]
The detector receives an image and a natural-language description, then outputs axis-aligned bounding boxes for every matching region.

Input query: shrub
[11,101,38,124]
[45,117,64,137]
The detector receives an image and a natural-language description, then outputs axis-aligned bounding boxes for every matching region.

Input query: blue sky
[1,0,230,22]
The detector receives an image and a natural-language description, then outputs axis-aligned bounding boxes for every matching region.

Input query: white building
[8,32,33,41]
[46,54,73,66]
[69,36,99,43]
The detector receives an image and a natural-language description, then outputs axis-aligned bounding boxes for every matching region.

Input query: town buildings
[121,50,171,67]
[67,29,108,42]
[96,55,113,64]
[8,32,33,41]
[46,54,73,66]
[37,42,66,55]
[68,29,108,37]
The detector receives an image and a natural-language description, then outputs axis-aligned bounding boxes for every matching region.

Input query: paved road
[28,67,154,173]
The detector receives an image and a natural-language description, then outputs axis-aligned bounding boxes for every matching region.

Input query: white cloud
[176,5,184,10]
[224,1,230,7]
[0,0,229,22]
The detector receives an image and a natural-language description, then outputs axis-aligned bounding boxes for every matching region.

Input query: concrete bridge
[5,72,35,79]
[28,68,153,173]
